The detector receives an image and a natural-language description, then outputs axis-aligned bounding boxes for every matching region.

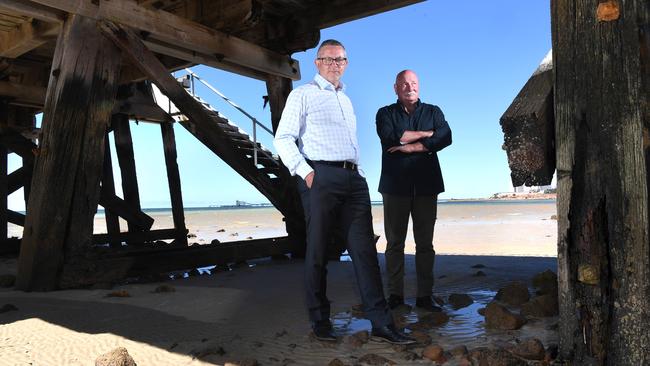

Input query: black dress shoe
[387,294,404,310]
[312,321,337,342]
[370,324,416,345]
[416,296,443,312]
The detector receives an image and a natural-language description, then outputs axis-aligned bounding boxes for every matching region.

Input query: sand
[1,200,559,365]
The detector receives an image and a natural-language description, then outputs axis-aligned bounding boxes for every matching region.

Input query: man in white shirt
[274,39,414,345]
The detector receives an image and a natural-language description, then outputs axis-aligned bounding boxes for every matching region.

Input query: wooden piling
[16,14,122,290]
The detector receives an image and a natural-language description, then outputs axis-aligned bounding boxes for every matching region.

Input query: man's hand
[399,130,434,144]
[388,142,427,154]
[305,171,314,188]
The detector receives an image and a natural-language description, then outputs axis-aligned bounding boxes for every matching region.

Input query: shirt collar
[397,98,421,112]
[314,74,346,92]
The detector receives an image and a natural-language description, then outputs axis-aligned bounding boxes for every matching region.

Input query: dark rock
[0,274,16,288]
[230,232,239,237]
[246,236,253,240]
[477,307,486,316]
[152,285,175,293]
[550,214,557,220]
[521,294,559,317]
[473,270,486,277]
[469,347,527,366]
[356,353,396,365]
[211,239,221,245]
[438,274,447,279]
[408,311,449,330]
[532,269,558,296]
[471,264,485,268]
[448,293,474,309]
[545,344,559,362]
[95,347,137,366]
[450,345,468,357]
[495,281,530,306]
[410,330,431,345]
[328,359,346,366]
[484,302,527,330]
[275,329,288,338]
[187,233,197,238]
[192,345,226,359]
[217,229,226,232]
[105,290,131,298]
[510,338,545,360]
[0,304,18,313]
[422,345,444,362]
[399,351,419,361]
[345,330,369,348]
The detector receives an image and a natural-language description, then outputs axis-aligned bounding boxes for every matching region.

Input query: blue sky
[9,1,552,210]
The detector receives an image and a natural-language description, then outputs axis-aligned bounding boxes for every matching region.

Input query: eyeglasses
[317,57,348,66]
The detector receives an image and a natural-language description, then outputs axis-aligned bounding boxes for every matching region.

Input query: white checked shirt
[274,74,360,179]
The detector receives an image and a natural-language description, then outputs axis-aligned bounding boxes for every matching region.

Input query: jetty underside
[0,0,423,290]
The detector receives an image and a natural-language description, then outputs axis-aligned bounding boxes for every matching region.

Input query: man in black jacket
[376,69,452,311]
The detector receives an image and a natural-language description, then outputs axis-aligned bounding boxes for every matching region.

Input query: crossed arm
[387,130,434,153]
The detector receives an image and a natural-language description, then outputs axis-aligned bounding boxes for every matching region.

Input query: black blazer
[376,100,452,196]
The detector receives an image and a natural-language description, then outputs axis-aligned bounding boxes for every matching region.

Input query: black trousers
[297,163,392,328]
[382,194,437,298]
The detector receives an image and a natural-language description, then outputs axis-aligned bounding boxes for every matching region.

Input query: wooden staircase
[151,78,292,217]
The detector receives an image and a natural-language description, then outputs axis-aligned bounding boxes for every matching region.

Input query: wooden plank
[552,0,650,363]
[0,81,47,106]
[0,146,6,240]
[112,114,143,232]
[28,0,301,80]
[101,135,121,248]
[98,193,154,230]
[160,121,187,246]
[0,20,60,58]
[123,236,292,275]
[7,209,24,226]
[311,0,423,29]
[7,166,26,194]
[500,51,554,187]
[92,228,185,245]
[0,0,65,23]
[16,14,122,291]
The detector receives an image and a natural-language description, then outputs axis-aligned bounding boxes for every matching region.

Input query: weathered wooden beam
[124,236,292,275]
[0,81,47,106]
[500,50,554,187]
[92,228,185,245]
[0,0,65,23]
[0,19,60,58]
[7,209,24,226]
[7,166,27,194]
[552,0,650,363]
[265,74,305,256]
[27,0,301,80]
[112,114,143,232]
[16,14,122,291]
[98,193,154,231]
[311,0,424,29]
[160,121,187,246]
[101,136,121,248]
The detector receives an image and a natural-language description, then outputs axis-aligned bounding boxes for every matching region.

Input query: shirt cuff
[296,162,314,180]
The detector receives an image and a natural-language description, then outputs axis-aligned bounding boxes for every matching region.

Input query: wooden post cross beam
[25,0,301,80]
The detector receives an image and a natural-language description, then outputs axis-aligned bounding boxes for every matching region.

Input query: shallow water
[332,287,558,349]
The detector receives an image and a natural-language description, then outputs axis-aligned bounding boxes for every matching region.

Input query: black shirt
[376,100,452,196]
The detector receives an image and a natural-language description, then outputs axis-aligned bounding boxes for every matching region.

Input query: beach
[1,200,559,365]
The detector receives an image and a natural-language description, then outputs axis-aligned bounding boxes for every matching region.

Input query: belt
[308,160,358,171]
